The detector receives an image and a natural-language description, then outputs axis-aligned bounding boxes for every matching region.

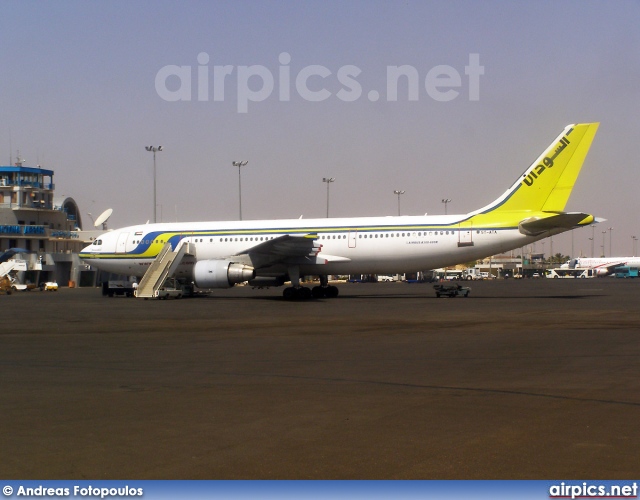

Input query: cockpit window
[93,239,102,245]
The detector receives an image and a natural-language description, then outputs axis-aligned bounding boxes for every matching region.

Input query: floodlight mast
[232,160,248,220]
[394,190,405,216]
[322,177,335,218]
[441,198,451,215]
[145,146,163,223]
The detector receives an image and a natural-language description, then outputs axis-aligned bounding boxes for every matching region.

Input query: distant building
[0,162,99,286]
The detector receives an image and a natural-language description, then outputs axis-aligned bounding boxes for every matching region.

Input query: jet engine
[194,260,255,288]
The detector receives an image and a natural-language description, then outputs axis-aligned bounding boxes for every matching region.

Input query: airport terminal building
[0,162,100,287]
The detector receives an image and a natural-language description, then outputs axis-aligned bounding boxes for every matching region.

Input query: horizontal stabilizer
[518,212,594,236]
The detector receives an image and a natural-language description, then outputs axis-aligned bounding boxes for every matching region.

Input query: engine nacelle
[194,260,255,288]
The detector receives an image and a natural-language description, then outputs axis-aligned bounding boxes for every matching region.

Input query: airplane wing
[233,233,350,269]
[599,262,627,275]
[518,212,593,236]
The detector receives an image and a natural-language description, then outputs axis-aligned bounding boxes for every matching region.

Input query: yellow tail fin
[479,123,599,215]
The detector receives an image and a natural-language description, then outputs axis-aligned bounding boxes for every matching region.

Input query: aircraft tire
[283,287,298,300]
[311,286,325,298]
[325,285,339,298]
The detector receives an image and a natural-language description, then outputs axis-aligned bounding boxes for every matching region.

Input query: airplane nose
[81,243,96,253]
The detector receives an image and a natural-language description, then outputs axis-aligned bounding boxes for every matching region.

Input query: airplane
[561,256,640,276]
[80,122,601,300]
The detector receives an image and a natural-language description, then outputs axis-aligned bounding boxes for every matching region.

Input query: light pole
[441,198,451,215]
[394,190,405,216]
[145,146,163,223]
[608,227,613,257]
[571,229,574,259]
[323,177,335,218]
[232,160,248,220]
[590,224,596,257]
[632,236,638,257]
[601,231,606,257]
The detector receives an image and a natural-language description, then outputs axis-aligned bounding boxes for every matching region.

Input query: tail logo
[522,128,573,187]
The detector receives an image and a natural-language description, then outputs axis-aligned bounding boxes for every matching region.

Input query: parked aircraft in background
[562,256,640,276]
[80,123,601,299]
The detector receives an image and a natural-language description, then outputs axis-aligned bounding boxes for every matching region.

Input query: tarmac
[1,279,639,479]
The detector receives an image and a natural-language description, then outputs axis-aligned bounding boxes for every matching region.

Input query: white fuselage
[80,213,549,279]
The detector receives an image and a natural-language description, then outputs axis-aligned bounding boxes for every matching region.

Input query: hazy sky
[2,1,639,257]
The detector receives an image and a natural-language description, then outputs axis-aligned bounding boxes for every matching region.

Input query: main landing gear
[282,272,339,300]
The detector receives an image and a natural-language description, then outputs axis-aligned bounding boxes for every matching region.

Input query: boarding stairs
[135,241,194,298]
[0,261,16,279]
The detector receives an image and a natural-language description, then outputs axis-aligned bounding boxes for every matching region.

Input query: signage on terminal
[0,224,47,235]
[0,225,22,234]
[24,225,46,235]
[51,230,79,239]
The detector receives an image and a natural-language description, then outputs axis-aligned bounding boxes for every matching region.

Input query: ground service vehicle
[153,278,184,299]
[546,268,594,278]
[463,269,483,280]
[434,284,471,298]
[614,266,639,278]
[102,280,135,297]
